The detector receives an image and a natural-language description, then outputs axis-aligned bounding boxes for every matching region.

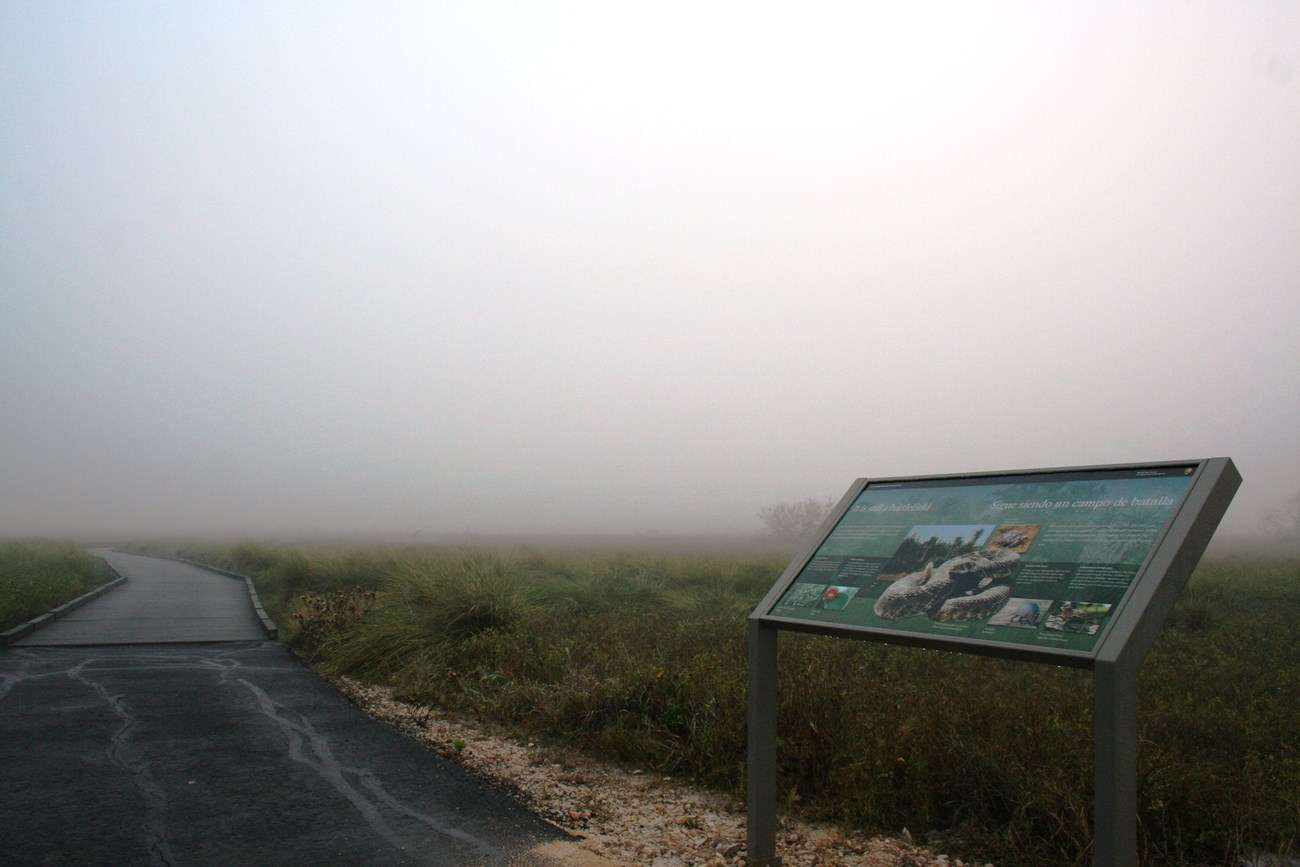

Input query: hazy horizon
[3,2,1298,542]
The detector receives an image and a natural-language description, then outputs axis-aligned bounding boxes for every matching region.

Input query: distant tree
[758,497,835,546]
[1264,492,1300,538]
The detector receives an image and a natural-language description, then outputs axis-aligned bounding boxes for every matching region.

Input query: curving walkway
[10,549,266,646]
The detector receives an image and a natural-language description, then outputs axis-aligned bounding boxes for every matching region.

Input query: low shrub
[293,588,376,652]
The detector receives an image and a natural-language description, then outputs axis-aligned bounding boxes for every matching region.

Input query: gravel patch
[332,676,993,867]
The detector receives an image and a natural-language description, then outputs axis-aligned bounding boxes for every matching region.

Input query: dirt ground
[333,677,993,867]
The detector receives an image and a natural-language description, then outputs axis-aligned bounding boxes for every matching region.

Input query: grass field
[131,539,1300,865]
[0,540,109,633]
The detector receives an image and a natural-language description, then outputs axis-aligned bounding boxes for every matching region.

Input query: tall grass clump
[177,542,1298,866]
[0,540,108,632]
[1136,555,1300,863]
[284,549,775,787]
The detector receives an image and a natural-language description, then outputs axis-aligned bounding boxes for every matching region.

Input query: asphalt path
[0,552,581,866]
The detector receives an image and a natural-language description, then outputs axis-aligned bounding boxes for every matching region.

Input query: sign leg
[1094,659,1138,867]
[747,620,782,867]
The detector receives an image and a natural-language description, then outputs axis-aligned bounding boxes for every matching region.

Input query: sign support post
[747,620,782,866]
[1093,655,1139,867]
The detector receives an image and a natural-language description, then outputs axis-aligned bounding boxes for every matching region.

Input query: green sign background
[768,471,1194,653]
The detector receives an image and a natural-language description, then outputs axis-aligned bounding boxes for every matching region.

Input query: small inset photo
[879,524,1000,578]
[815,585,859,611]
[989,523,1043,553]
[780,583,829,608]
[1043,600,1113,635]
[986,597,1053,629]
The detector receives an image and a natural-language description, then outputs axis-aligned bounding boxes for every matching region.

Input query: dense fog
[2,2,1297,541]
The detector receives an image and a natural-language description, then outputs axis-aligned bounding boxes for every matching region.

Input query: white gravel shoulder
[332,676,992,867]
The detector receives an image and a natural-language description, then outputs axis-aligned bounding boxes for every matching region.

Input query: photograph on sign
[765,465,1197,654]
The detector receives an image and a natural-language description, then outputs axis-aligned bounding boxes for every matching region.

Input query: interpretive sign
[758,463,1202,665]
[746,459,1240,867]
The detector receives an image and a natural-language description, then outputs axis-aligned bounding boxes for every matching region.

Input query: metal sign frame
[745,458,1241,867]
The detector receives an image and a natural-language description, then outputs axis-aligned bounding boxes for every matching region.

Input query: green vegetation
[156,541,1298,866]
[0,540,109,633]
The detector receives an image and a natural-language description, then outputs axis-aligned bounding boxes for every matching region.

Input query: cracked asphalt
[0,553,571,866]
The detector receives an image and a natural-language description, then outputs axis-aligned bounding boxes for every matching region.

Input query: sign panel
[759,463,1201,663]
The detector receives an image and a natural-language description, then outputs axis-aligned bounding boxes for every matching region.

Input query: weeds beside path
[0,540,109,633]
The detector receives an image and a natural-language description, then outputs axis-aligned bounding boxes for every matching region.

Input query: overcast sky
[2,1,1297,541]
